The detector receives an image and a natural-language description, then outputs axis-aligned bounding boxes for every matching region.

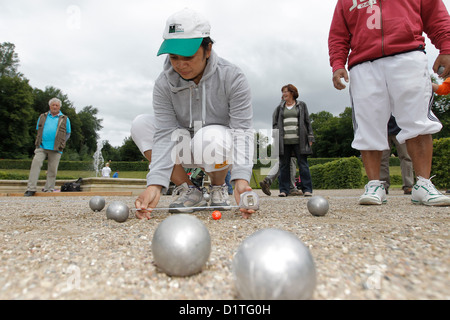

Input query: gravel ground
[0,189,449,300]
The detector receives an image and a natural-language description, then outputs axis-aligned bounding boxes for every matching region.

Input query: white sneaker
[359,180,387,205]
[411,176,450,206]
[210,184,231,210]
[169,182,207,213]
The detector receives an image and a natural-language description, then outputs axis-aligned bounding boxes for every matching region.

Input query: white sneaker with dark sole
[411,176,450,206]
[359,180,387,205]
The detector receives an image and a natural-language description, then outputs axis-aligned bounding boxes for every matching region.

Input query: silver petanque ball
[106,201,130,223]
[232,228,316,300]
[438,65,445,76]
[89,196,106,212]
[307,196,329,217]
[151,214,211,277]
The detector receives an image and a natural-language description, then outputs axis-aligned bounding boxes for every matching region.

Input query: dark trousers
[279,144,313,194]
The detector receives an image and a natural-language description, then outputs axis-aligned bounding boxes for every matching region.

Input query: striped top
[283,106,299,144]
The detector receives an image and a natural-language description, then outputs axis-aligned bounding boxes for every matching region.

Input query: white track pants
[130,114,232,172]
[349,51,442,150]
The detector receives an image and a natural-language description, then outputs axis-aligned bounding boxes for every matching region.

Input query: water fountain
[93,139,105,177]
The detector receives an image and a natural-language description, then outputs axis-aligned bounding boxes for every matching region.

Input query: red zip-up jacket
[328,0,450,73]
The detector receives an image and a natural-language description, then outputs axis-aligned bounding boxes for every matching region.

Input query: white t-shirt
[102,166,111,177]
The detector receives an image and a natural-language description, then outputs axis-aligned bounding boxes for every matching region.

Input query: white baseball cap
[157,8,211,57]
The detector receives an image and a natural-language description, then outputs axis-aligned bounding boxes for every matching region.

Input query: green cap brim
[157,38,203,56]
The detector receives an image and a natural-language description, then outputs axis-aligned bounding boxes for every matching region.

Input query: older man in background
[24,98,71,196]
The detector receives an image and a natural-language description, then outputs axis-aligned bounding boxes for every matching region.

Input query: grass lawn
[2,169,148,180]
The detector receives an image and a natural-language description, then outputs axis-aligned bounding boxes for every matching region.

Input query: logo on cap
[169,24,184,34]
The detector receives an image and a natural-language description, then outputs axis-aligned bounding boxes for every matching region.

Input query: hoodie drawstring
[189,82,206,128]
[202,82,206,125]
[189,86,193,129]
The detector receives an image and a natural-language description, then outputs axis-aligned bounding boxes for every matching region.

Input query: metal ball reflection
[151,214,211,277]
[232,228,316,300]
[89,196,106,212]
[307,196,329,216]
[106,201,129,223]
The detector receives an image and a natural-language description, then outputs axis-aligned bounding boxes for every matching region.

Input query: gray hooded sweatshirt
[147,50,254,189]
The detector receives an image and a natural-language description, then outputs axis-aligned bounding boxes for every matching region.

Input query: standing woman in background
[273,84,314,197]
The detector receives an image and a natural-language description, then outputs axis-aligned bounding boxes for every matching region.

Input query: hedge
[432,138,449,189]
[257,158,340,169]
[310,156,364,189]
[362,175,403,185]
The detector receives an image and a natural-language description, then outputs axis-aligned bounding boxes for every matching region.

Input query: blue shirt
[36,112,71,151]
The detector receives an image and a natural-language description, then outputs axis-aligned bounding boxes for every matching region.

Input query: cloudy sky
[1,0,448,146]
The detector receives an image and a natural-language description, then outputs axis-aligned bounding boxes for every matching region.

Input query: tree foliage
[310,107,359,158]
[101,141,121,162]
[0,76,34,158]
[119,136,145,161]
[78,106,103,153]
[0,42,21,78]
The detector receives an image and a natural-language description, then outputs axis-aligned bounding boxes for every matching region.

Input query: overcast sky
[1,0,448,147]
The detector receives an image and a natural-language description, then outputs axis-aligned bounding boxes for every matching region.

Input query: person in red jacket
[328,0,450,207]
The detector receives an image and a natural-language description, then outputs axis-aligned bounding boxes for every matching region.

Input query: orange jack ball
[212,210,222,220]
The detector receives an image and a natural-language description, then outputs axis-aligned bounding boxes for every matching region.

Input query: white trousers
[131,114,232,173]
[130,114,156,155]
[349,51,442,150]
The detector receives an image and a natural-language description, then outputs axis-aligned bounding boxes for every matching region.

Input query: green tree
[0,43,34,158]
[336,107,357,157]
[310,108,359,158]
[0,76,34,158]
[0,42,21,78]
[78,106,103,154]
[310,110,336,157]
[119,136,145,161]
[101,141,121,161]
